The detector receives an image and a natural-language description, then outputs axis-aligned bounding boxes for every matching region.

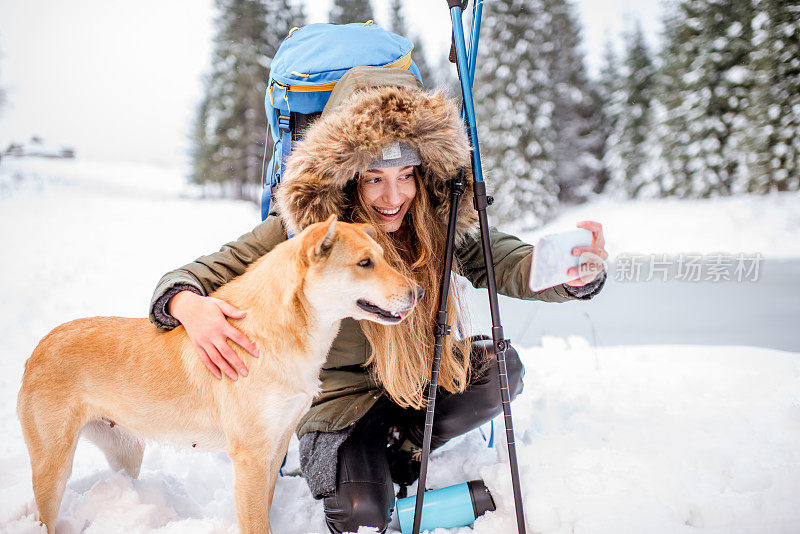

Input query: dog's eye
[358,258,372,268]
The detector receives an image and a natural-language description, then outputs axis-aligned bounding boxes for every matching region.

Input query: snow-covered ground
[1,159,799,533]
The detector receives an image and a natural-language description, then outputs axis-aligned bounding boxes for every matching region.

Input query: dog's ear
[313,214,338,260]
[353,223,377,239]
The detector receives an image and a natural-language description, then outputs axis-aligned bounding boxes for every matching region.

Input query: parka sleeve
[148,215,288,330]
[455,226,606,303]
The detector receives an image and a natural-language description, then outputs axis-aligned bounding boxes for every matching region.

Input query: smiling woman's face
[358,165,417,233]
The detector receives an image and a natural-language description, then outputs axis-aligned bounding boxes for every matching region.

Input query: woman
[149,70,607,533]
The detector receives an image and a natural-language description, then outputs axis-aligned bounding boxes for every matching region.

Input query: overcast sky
[0,0,663,167]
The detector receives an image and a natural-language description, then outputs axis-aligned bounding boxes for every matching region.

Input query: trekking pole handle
[447,0,470,63]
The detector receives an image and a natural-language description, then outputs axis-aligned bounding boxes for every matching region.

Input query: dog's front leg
[229,443,273,534]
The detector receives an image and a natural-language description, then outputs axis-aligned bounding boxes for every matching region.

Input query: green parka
[148,80,604,440]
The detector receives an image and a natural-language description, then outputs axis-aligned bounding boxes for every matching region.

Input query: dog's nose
[409,285,425,302]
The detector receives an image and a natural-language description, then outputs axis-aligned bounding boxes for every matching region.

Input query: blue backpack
[261,22,423,221]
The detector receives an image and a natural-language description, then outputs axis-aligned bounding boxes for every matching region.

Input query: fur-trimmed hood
[275,85,478,243]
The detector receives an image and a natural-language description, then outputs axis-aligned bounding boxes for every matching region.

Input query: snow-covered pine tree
[595,35,622,196]
[409,34,434,88]
[539,0,604,205]
[657,0,756,198]
[743,0,800,192]
[388,0,407,38]
[475,0,600,227]
[475,0,559,227]
[192,0,302,200]
[388,0,433,86]
[329,0,374,25]
[189,92,212,187]
[606,20,656,198]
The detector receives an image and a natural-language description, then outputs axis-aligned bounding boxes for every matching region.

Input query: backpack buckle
[278,114,291,133]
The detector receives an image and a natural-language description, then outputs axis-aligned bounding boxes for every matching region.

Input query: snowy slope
[1,159,799,533]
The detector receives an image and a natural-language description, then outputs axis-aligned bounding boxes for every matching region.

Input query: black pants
[323,340,525,534]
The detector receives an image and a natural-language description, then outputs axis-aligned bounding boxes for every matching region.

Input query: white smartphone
[529,228,593,291]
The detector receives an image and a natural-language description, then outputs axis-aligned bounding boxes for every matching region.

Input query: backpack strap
[260,111,294,222]
[261,110,319,236]
[277,112,292,182]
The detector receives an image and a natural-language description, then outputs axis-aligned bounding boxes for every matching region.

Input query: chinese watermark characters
[613,253,763,282]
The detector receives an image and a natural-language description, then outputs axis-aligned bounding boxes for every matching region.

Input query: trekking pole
[413,2,527,533]
[467,0,483,87]
[457,1,530,532]
[411,170,465,534]
[411,5,479,530]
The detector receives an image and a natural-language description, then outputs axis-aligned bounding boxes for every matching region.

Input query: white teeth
[375,206,401,216]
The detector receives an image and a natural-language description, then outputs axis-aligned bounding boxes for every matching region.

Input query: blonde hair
[346,167,474,409]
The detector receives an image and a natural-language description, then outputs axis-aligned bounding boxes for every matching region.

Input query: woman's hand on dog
[169,290,260,380]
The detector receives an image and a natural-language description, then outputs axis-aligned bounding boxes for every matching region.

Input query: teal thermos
[396,479,496,533]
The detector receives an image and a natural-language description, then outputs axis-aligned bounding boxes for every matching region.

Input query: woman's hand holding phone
[529,220,608,291]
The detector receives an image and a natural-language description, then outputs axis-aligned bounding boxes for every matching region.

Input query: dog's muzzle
[356,299,412,323]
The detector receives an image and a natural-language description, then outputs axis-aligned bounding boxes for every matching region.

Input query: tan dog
[17,215,421,534]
